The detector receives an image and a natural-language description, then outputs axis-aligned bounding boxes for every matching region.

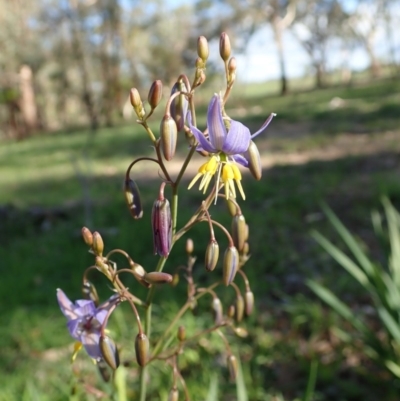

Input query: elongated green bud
[245,290,254,316]
[160,114,178,161]
[242,242,250,256]
[197,36,209,61]
[100,335,120,370]
[135,333,149,367]
[222,246,239,286]
[227,304,235,319]
[81,226,93,247]
[124,179,143,219]
[92,232,104,256]
[129,261,151,288]
[130,88,145,119]
[148,80,163,109]
[235,294,244,323]
[177,325,186,342]
[144,271,173,284]
[245,140,262,180]
[170,80,188,131]
[82,280,99,306]
[205,239,219,272]
[233,327,248,338]
[226,199,237,217]
[186,238,194,254]
[168,387,179,401]
[219,32,231,61]
[227,355,238,382]
[151,188,172,257]
[232,214,246,252]
[212,297,223,325]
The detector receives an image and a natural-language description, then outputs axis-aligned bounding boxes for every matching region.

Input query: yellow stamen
[231,164,246,200]
[71,341,83,363]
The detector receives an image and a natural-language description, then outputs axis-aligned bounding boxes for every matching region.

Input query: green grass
[1,77,400,400]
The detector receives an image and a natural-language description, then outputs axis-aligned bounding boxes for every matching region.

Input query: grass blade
[302,360,318,401]
[205,372,219,401]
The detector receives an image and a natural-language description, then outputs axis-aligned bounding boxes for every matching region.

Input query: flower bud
[148,80,163,109]
[235,294,244,323]
[227,355,238,382]
[195,57,204,69]
[129,261,151,288]
[222,246,239,286]
[124,179,143,219]
[171,273,179,286]
[144,271,173,284]
[135,333,149,367]
[231,214,247,252]
[244,140,262,181]
[95,256,109,275]
[130,88,145,119]
[100,335,120,370]
[212,297,223,325]
[81,226,93,247]
[151,196,172,257]
[197,36,209,61]
[82,280,99,306]
[177,325,186,342]
[186,238,194,254]
[245,290,254,316]
[92,232,104,256]
[205,239,219,272]
[228,57,237,73]
[227,304,235,318]
[226,199,237,217]
[168,387,179,401]
[233,327,249,338]
[170,80,188,131]
[242,242,250,255]
[160,115,178,161]
[219,32,231,61]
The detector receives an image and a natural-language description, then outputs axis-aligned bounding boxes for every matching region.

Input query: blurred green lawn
[1,77,400,400]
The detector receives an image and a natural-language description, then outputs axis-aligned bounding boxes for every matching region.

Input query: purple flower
[57,289,118,361]
[188,94,275,199]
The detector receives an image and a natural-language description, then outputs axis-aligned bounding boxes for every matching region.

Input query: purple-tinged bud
[177,325,186,342]
[92,232,104,256]
[81,226,93,247]
[235,294,244,323]
[227,304,235,319]
[151,191,172,257]
[232,214,247,252]
[100,335,120,370]
[124,179,143,219]
[170,80,188,131]
[168,387,179,401]
[219,32,231,61]
[186,238,194,254]
[82,280,99,306]
[160,114,178,161]
[135,333,149,367]
[222,246,239,286]
[205,239,219,272]
[212,297,223,325]
[245,290,254,316]
[148,80,163,109]
[197,36,209,61]
[227,355,238,382]
[144,272,173,284]
[244,140,262,181]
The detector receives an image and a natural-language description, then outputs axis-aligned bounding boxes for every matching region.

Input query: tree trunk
[19,65,38,134]
[272,17,288,95]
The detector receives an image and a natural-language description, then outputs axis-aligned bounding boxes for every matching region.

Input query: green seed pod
[245,290,254,317]
[225,198,237,217]
[100,335,120,370]
[205,239,219,272]
[124,178,143,219]
[82,280,99,306]
[81,226,93,247]
[160,115,178,161]
[219,32,231,61]
[135,333,149,367]
[148,80,163,109]
[231,214,246,252]
[92,231,104,256]
[227,304,235,319]
[244,140,262,181]
[227,355,238,382]
[170,80,188,132]
[144,272,173,284]
[222,246,239,286]
[235,294,244,323]
[152,197,172,257]
[186,238,194,254]
[197,35,209,61]
[177,325,186,342]
[212,297,223,325]
[168,387,179,401]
